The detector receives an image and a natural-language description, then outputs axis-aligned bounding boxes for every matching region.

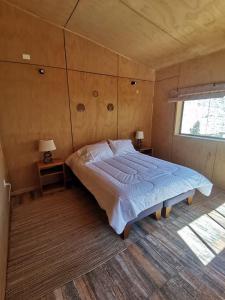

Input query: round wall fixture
[131,80,137,85]
[39,68,45,75]
[76,103,85,112]
[92,90,99,97]
[107,103,114,111]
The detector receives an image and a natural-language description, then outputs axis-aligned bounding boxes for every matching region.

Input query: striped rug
[6,188,126,300]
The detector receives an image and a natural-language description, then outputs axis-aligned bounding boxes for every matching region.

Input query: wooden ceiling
[5,0,225,69]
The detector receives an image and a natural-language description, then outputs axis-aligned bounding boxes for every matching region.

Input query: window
[180,97,225,139]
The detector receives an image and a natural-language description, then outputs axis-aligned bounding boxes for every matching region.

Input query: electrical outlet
[3,179,11,202]
[22,53,31,60]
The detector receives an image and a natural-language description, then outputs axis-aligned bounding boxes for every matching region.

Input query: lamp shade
[135,131,144,140]
[39,140,56,152]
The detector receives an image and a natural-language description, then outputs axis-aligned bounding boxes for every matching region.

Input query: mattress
[66,152,213,234]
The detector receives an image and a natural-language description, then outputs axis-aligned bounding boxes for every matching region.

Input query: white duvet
[66,152,213,234]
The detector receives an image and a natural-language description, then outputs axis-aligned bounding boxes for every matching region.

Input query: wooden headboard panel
[68,70,118,150]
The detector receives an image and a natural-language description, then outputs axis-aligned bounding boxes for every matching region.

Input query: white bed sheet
[66,152,213,234]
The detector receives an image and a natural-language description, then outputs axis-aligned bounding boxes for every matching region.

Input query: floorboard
[6,186,225,300]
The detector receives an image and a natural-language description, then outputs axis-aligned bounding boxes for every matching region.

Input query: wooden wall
[0,140,10,300]
[152,49,225,189]
[118,78,154,146]
[68,71,118,149]
[0,2,155,192]
[0,63,72,191]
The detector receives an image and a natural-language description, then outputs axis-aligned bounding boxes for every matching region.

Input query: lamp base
[137,139,142,150]
[43,151,53,163]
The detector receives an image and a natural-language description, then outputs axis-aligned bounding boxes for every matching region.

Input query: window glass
[180,98,225,139]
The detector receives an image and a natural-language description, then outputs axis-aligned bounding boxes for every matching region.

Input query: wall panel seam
[119,0,185,46]
[117,55,119,139]
[150,82,156,146]
[155,75,179,83]
[170,77,179,162]
[0,59,155,82]
[211,142,219,181]
[0,60,66,70]
[63,29,74,151]
[67,68,155,82]
[64,0,80,27]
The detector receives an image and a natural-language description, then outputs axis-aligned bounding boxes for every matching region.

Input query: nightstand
[37,159,65,195]
[138,147,153,156]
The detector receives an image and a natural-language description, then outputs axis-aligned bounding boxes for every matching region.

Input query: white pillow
[65,151,80,167]
[75,141,114,163]
[108,139,136,155]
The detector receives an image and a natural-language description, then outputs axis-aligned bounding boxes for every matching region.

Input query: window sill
[174,133,225,143]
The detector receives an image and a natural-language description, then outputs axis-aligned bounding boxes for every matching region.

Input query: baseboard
[11,185,39,196]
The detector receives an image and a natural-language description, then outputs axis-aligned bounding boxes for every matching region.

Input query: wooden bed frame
[121,189,195,239]
[121,202,163,239]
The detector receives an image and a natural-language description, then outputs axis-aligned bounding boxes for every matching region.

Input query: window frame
[177,100,225,141]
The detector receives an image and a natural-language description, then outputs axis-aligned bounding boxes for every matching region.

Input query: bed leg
[122,224,132,239]
[187,196,193,205]
[154,209,161,220]
[162,207,171,218]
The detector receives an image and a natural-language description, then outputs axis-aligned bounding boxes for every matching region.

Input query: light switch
[22,53,31,60]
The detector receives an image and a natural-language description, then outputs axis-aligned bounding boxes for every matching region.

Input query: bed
[66,140,213,238]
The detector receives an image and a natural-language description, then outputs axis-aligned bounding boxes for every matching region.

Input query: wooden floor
[6,186,225,300]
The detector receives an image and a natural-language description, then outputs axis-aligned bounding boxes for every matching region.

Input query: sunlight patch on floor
[178,202,225,266]
[208,210,225,228]
[178,226,215,265]
[216,203,225,217]
[189,214,225,254]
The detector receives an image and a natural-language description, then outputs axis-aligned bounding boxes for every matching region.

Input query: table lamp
[135,131,144,149]
[39,139,56,163]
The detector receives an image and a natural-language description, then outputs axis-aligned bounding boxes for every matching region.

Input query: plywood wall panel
[152,78,177,161]
[0,141,9,300]
[172,135,217,179]
[66,0,185,69]
[5,0,225,69]
[0,2,66,67]
[123,0,225,55]
[156,64,180,82]
[179,49,225,87]
[118,78,154,146]
[0,62,72,191]
[65,31,118,76]
[212,142,225,189]
[118,57,155,81]
[153,49,225,189]
[7,0,77,26]
[0,2,156,192]
[68,71,117,149]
